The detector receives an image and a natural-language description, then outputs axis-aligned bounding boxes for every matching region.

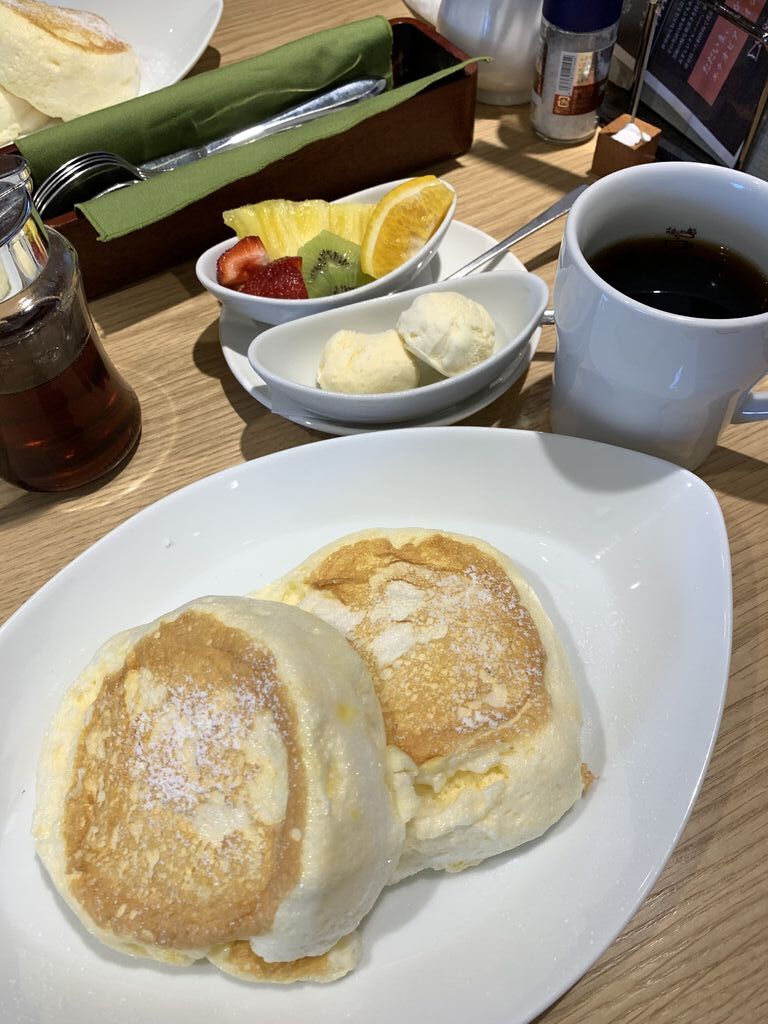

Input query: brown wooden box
[590,114,662,178]
[2,19,477,299]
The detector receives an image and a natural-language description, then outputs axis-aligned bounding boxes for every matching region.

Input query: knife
[140,77,389,176]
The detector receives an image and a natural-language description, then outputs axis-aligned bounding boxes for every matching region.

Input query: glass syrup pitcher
[0,175,141,492]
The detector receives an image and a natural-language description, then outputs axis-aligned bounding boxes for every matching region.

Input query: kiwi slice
[298,230,370,298]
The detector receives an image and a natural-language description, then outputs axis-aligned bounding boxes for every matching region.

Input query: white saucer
[218,219,535,435]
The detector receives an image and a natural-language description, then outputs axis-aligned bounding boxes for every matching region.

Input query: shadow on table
[191,317,268,426]
[699,447,768,504]
[525,242,561,274]
[0,437,143,527]
[460,361,552,434]
[187,45,222,77]
[190,317,318,463]
[90,261,206,337]
[471,104,593,193]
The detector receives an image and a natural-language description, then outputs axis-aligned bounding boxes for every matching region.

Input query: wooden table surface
[2,2,766,1022]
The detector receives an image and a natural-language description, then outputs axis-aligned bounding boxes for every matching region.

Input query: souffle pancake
[0,0,139,123]
[33,596,405,982]
[255,528,586,881]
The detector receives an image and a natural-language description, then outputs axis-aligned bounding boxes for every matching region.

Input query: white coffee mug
[550,162,768,470]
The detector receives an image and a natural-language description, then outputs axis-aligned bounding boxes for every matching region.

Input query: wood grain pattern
[2,2,767,1022]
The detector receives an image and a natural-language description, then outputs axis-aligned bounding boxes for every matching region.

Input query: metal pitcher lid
[0,179,49,303]
[0,153,33,195]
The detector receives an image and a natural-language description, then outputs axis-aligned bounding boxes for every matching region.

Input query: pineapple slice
[223,200,330,258]
[328,203,374,246]
[222,199,374,258]
[222,203,267,240]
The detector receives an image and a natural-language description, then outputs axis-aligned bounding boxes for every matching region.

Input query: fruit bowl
[195,178,457,326]
[247,272,549,424]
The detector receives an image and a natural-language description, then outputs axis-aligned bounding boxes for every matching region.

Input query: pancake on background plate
[255,528,587,881]
[0,0,139,129]
[33,596,406,982]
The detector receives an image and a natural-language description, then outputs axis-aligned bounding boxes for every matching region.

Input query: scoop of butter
[317,329,419,394]
[396,291,496,376]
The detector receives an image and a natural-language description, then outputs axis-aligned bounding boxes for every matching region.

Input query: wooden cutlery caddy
[2,19,477,300]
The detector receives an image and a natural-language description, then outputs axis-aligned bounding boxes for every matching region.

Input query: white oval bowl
[195,178,457,325]
[247,271,549,423]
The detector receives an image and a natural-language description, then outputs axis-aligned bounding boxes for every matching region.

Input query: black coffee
[587,236,768,318]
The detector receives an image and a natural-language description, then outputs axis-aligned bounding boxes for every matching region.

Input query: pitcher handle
[732,389,768,423]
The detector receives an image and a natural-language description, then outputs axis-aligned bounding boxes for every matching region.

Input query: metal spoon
[445,181,590,326]
[446,182,589,280]
[34,77,388,218]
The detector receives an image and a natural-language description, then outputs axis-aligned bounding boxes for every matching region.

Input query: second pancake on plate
[255,528,588,881]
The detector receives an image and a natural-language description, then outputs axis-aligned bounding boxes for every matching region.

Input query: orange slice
[360,176,454,279]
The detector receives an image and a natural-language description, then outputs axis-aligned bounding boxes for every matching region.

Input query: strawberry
[238,257,309,299]
[216,236,269,288]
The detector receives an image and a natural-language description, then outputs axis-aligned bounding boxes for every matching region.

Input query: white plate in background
[52,0,224,93]
[0,427,731,1024]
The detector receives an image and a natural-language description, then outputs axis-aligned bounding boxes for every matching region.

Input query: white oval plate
[0,427,730,1024]
[219,219,532,432]
[51,0,224,94]
[249,271,547,424]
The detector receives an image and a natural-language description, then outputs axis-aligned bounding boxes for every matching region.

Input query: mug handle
[733,389,768,423]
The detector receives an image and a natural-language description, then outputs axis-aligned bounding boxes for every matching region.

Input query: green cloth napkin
[17,17,476,242]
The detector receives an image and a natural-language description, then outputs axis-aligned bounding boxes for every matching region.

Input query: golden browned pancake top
[305,534,550,765]
[5,0,130,53]
[62,610,306,951]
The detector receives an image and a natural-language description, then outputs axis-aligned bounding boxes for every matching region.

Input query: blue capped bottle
[531,0,624,143]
